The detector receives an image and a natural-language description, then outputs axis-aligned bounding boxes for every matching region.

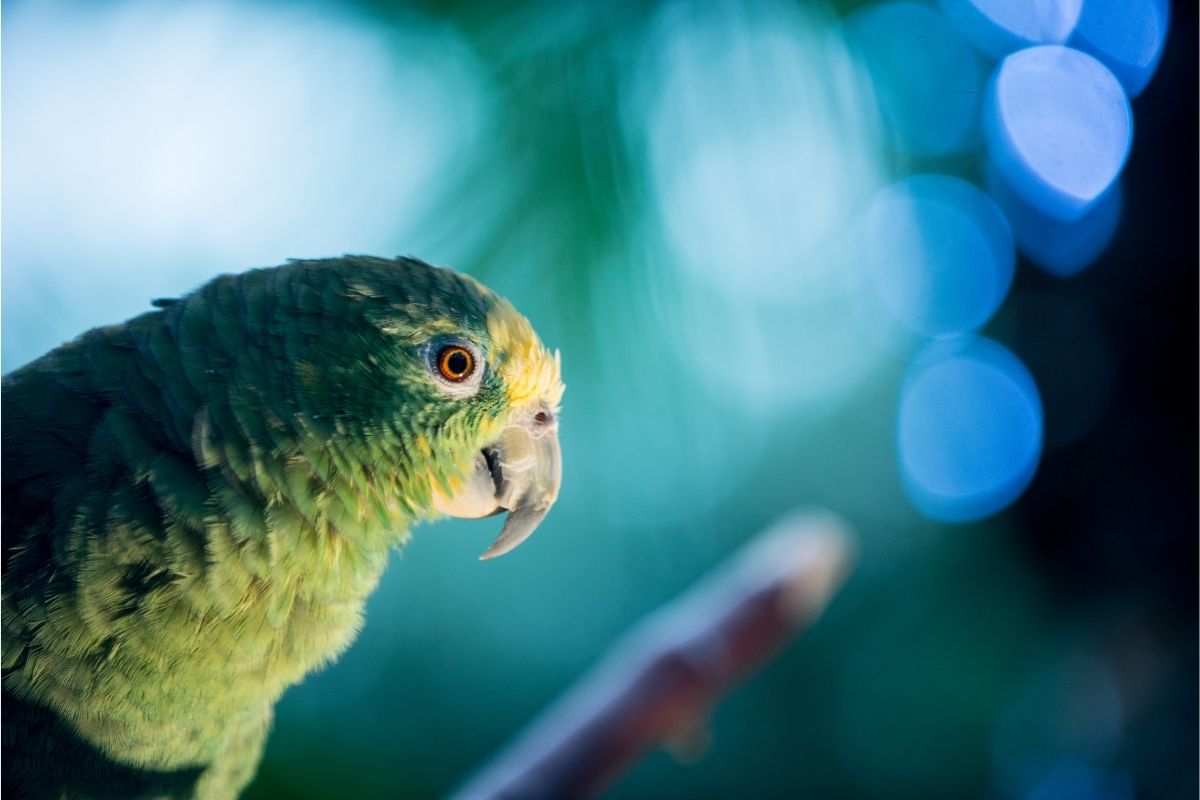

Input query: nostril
[534,411,552,426]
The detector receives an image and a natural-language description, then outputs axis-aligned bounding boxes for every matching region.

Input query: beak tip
[477,504,552,561]
[472,418,562,562]
[477,543,513,561]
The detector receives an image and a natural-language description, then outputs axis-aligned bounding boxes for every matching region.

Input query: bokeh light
[897,337,1043,522]
[638,1,877,302]
[1070,0,1170,97]
[859,174,1014,339]
[985,45,1131,223]
[842,1,983,156]
[939,0,1082,58]
[986,165,1123,278]
[631,0,888,414]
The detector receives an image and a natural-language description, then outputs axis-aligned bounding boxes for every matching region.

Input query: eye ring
[437,345,475,382]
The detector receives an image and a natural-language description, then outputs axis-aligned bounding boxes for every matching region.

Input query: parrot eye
[437,345,475,382]
[424,338,483,397]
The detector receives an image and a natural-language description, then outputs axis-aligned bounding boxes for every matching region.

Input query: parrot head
[418,286,565,559]
[249,256,564,559]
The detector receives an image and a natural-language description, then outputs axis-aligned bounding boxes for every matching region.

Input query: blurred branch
[452,510,856,800]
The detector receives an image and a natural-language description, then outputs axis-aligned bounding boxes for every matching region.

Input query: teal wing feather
[2,310,232,798]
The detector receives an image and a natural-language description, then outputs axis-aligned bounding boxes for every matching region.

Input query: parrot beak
[431,406,562,560]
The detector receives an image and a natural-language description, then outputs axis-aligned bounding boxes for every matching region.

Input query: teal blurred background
[3,1,1195,798]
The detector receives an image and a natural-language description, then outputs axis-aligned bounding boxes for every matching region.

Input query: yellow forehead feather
[486,299,564,408]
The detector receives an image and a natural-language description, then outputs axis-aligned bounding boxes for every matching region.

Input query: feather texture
[2,256,561,798]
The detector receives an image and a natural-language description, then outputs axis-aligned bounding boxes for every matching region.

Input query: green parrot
[1,256,564,799]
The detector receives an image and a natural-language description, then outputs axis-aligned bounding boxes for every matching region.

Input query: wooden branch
[451,509,856,800]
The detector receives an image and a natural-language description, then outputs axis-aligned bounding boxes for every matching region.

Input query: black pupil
[446,350,469,377]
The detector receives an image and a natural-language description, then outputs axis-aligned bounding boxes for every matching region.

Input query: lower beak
[431,408,562,560]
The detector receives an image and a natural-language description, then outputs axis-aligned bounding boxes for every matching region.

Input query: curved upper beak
[431,407,561,560]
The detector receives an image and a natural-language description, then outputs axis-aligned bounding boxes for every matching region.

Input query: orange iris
[437,345,474,382]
